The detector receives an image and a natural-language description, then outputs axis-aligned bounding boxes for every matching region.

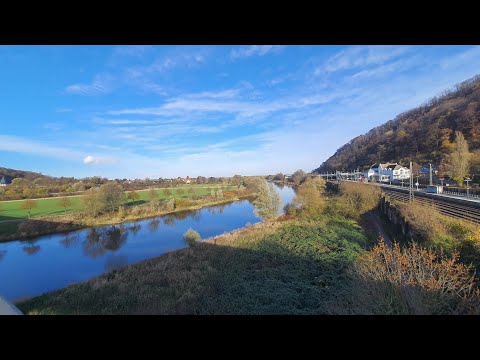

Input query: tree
[100,182,126,212]
[253,181,282,220]
[82,188,103,217]
[291,169,306,184]
[127,191,140,203]
[21,199,38,218]
[441,131,472,186]
[11,178,28,187]
[294,176,326,217]
[147,189,158,202]
[58,197,72,214]
[464,102,478,136]
[273,173,285,181]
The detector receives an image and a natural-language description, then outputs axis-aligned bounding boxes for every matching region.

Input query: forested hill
[0,166,48,181]
[313,74,480,173]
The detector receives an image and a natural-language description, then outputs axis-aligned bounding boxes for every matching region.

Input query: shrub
[335,182,381,220]
[350,240,480,314]
[183,228,201,247]
[283,202,297,216]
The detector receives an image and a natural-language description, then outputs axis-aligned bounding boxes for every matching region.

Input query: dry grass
[397,201,480,269]
[347,240,480,314]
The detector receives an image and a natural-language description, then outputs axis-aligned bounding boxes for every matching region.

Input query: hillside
[313,74,480,173]
[0,166,49,182]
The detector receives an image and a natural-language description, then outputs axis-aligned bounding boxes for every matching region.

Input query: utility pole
[429,163,433,186]
[465,177,471,197]
[409,161,414,202]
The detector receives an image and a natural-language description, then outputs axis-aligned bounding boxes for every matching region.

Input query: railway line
[381,187,480,224]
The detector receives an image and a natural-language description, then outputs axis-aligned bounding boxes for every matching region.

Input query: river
[0,184,295,302]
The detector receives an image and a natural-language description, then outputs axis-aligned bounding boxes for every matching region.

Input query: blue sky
[1,45,479,179]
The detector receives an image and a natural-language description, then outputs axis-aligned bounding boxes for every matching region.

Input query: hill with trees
[313,74,480,183]
[0,166,49,182]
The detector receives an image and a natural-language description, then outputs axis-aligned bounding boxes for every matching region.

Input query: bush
[350,240,480,314]
[183,228,201,247]
[335,182,381,220]
[283,203,297,216]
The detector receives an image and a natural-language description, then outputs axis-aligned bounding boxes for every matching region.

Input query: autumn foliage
[351,240,480,314]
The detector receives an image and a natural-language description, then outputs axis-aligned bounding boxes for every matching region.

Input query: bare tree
[21,199,38,218]
[58,197,72,214]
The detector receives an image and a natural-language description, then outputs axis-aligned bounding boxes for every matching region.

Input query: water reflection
[22,241,41,256]
[163,214,176,226]
[129,223,142,237]
[83,225,127,258]
[148,218,160,232]
[104,253,128,272]
[1,185,296,302]
[60,233,81,248]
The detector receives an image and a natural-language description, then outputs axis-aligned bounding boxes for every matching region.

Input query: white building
[366,163,411,182]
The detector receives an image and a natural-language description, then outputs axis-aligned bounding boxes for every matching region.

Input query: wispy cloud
[315,46,411,75]
[65,74,114,96]
[441,46,480,69]
[230,45,285,60]
[350,56,421,80]
[113,45,151,58]
[0,135,83,160]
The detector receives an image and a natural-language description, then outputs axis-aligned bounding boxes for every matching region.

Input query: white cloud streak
[65,74,114,95]
[315,46,411,75]
[230,45,285,60]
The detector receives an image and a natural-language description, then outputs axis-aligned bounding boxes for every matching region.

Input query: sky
[1,45,480,179]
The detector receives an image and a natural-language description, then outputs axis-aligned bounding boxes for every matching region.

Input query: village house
[365,162,411,183]
[0,175,12,187]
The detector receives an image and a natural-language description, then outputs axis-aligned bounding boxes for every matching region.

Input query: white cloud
[230,45,285,60]
[83,155,97,164]
[315,46,411,75]
[65,74,114,95]
[83,155,115,165]
[350,56,421,80]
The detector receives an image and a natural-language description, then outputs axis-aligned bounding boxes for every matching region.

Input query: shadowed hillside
[313,74,480,173]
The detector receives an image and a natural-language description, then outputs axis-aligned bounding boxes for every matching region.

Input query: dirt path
[364,211,393,248]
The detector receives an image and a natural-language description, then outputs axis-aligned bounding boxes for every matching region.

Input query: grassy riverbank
[0,184,235,221]
[0,192,247,242]
[17,215,368,314]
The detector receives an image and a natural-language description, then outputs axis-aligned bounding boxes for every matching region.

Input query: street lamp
[465,177,471,197]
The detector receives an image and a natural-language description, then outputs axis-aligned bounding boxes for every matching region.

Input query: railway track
[381,188,480,224]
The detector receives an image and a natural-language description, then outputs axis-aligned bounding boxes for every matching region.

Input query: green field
[0,184,236,222]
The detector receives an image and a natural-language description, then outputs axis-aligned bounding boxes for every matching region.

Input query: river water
[0,184,295,302]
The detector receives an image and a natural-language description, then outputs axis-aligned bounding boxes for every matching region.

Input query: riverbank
[17,215,369,314]
[0,195,252,243]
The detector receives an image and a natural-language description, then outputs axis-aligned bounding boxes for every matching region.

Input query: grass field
[0,184,235,221]
[17,216,369,314]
